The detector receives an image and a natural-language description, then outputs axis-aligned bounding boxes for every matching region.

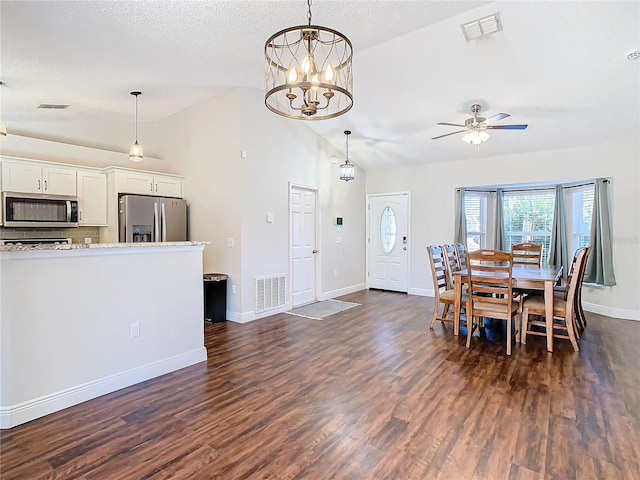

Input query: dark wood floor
[1,289,639,479]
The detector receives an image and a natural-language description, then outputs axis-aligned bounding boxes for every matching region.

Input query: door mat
[287,300,360,320]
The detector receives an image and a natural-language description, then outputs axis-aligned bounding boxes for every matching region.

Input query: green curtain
[548,185,570,279]
[454,188,467,245]
[493,189,505,251]
[584,178,616,286]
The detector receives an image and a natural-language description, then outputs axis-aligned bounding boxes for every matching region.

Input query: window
[568,184,595,254]
[379,206,397,253]
[502,190,555,263]
[464,192,487,251]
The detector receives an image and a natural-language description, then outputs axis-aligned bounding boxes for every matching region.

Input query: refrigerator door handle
[153,202,160,242]
[161,203,167,242]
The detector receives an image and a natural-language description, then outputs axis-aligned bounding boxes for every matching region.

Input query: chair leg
[507,317,512,356]
[564,311,580,352]
[466,316,475,348]
[430,300,440,330]
[521,308,529,345]
[442,304,450,326]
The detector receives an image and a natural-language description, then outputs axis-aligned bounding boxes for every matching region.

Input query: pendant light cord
[135,94,139,143]
[344,130,351,165]
[307,0,312,25]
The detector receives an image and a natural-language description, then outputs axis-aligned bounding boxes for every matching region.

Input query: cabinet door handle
[149,182,153,192]
[44,180,48,191]
[155,183,158,192]
[38,179,41,190]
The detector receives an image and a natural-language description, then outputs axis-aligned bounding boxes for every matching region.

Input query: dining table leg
[454,275,461,336]
[544,279,554,352]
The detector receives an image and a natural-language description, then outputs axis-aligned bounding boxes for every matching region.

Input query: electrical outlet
[232,285,236,294]
[227,237,235,248]
[130,322,140,338]
[84,237,92,244]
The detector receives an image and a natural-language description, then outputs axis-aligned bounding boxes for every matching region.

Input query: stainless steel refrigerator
[119,194,188,243]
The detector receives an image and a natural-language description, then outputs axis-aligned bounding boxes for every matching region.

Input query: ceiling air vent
[38,104,70,110]
[461,12,502,42]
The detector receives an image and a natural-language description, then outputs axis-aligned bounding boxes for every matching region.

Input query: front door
[368,193,410,292]
[291,187,317,307]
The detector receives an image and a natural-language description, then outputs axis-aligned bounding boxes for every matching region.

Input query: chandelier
[264,0,353,120]
[340,130,355,181]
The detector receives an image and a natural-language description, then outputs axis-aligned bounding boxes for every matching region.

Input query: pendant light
[340,130,355,182]
[264,0,353,120]
[129,91,143,162]
[0,82,7,140]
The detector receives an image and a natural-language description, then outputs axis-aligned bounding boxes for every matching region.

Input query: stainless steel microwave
[2,192,79,228]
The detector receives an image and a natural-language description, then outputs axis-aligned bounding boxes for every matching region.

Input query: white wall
[367,140,640,320]
[0,245,207,427]
[154,87,367,321]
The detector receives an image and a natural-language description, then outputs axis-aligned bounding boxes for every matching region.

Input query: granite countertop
[0,241,209,252]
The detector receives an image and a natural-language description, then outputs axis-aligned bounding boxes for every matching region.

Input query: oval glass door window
[380,206,397,253]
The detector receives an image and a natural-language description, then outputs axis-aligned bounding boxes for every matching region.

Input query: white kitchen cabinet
[77,169,107,225]
[113,170,183,198]
[1,160,77,195]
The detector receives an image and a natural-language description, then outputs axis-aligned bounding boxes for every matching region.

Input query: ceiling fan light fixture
[264,0,353,120]
[462,129,489,145]
[129,91,143,162]
[340,130,355,181]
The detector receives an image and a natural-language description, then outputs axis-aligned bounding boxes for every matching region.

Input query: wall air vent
[461,12,503,42]
[38,104,70,109]
[255,274,286,314]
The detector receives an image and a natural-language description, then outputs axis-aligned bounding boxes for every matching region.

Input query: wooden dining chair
[427,245,466,331]
[511,242,543,266]
[554,246,590,333]
[455,243,468,271]
[443,244,461,288]
[466,249,520,355]
[521,247,587,351]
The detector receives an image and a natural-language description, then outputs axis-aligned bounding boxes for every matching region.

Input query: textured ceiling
[1,1,639,170]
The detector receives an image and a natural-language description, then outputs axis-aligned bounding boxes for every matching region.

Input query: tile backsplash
[0,226,101,244]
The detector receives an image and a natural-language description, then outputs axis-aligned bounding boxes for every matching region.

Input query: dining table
[453,264,563,352]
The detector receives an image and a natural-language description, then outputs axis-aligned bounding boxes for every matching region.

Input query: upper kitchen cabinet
[77,169,107,226]
[107,168,183,198]
[1,159,77,196]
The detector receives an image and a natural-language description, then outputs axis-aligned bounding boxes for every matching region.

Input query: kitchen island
[0,242,208,428]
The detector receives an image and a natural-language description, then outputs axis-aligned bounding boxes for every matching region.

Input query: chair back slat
[427,245,450,295]
[455,243,468,270]
[511,242,542,266]
[443,244,460,288]
[468,249,514,319]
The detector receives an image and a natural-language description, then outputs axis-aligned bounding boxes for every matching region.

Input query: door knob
[313,249,318,254]
[403,247,407,251]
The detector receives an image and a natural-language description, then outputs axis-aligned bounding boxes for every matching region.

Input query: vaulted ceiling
[1,1,638,170]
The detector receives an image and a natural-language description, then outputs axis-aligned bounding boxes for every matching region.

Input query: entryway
[368,192,410,292]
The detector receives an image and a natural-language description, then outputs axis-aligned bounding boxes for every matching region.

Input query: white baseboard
[318,283,366,301]
[409,288,434,297]
[0,347,207,429]
[227,303,291,323]
[583,302,640,321]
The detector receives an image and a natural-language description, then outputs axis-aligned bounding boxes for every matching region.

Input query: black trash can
[203,273,228,323]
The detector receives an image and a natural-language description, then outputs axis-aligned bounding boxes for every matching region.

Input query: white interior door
[291,187,317,307]
[368,193,409,292]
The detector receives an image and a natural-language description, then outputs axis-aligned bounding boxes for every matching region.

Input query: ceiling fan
[432,104,528,144]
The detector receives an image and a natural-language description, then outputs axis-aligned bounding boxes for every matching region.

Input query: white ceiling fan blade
[431,129,468,140]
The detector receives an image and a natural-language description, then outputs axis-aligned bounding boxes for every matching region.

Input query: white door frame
[366,191,411,292]
[289,182,321,307]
